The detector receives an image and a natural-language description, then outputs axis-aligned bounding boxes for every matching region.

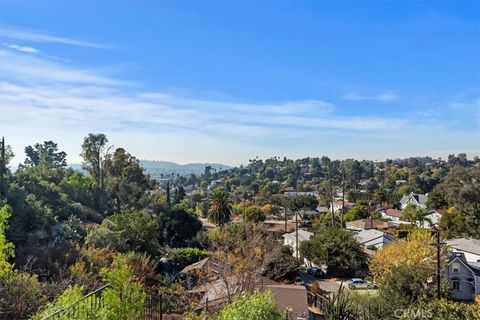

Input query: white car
[346,278,374,289]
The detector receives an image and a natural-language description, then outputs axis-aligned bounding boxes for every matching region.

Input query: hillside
[68,160,231,178]
[139,160,231,178]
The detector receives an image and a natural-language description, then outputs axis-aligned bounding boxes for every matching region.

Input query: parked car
[345,278,375,289]
[307,267,324,278]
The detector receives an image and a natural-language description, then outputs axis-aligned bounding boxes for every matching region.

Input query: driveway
[297,269,341,294]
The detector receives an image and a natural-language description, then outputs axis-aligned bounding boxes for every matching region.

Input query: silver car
[346,278,374,289]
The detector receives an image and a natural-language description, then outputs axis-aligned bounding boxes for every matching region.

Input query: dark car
[307,267,324,278]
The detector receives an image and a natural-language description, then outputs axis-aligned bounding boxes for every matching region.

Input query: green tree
[208,188,232,226]
[0,205,14,275]
[402,204,431,227]
[300,228,365,276]
[157,208,202,247]
[86,211,161,257]
[243,206,266,223]
[343,205,369,222]
[103,148,154,213]
[165,247,210,269]
[100,254,145,320]
[217,290,284,320]
[23,141,67,168]
[174,186,186,204]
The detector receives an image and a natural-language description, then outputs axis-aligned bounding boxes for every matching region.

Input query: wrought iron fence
[41,286,192,320]
[41,285,108,320]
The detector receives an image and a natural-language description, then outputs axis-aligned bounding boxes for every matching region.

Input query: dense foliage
[217,290,284,320]
[300,227,366,275]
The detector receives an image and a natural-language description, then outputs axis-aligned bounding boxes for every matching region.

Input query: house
[446,252,480,301]
[284,191,318,197]
[399,192,428,209]
[180,257,212,289]
[316,206,330,213]
[381,208,402,222]
[330,201,355,213]
[445,238,480,263]
[354,229,395,249]
[395,179,407,186]
[195,278,310,318]
[357,179,370,189]
[417,210,443,228]
[264,285,309,319]
[345,218,390,231]
[283,229,313,259]
[380,209,408,223]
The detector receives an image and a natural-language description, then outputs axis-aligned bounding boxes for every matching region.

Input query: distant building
[346,218,390,231]
[354,229,395,249]
[284,191,318,197]
[399,192,428,209]
[417,210,443,228]
[330,201,355,213]
[380,209,406,223]
[283,229,313,257]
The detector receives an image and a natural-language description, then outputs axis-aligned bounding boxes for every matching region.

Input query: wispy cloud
[342,92,399,102]
[0,49,124,86]
[0,40,476,165]
[0,26,109,49]
[415,109,439,117]
[2,42,39,53]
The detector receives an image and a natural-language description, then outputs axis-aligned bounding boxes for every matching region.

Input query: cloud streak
[342,92,398,102]
[2,43,39,53]
[0,26,109,49]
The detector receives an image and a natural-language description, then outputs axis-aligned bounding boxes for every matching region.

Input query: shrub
[217,290,284,320]
[0,270,45,320]
[32,285,94,320]
[165,247,210,269]
[243,206,266,223]
[99,254,145,320]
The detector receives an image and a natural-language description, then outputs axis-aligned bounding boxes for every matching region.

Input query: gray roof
[283,229,313,243]
[354,229,394,244]
[446,237,480,256]
[400,192,428,207]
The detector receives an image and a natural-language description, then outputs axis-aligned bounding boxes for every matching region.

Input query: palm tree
[208,188,232,227]
[402,204,432,227]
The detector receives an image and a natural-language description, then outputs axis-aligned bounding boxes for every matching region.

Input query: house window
[452,262,460,273]
[452,280,460,291]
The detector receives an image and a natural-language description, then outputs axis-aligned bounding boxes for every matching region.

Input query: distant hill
[67,161,232,179]
[139,160,232,179]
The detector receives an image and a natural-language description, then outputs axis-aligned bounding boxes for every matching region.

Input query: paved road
[297,269,341,294]
[297,269,378,295]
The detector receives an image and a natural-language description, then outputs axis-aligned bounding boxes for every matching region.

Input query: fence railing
[42,285,192,320]
[307,291,329,312]
[41,284,109,320]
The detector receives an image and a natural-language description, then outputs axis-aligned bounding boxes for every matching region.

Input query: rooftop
[445,237,480,256]
[283,229,313,243]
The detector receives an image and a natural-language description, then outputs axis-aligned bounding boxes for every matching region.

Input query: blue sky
[0,1,479,165]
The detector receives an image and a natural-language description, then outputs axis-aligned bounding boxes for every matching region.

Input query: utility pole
[431,226,445,300]
[436,228,441,300]
[295,209,299,260]
[328,162,335,227]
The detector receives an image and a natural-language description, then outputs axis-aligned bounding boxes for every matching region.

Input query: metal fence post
[159,293,163,320]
